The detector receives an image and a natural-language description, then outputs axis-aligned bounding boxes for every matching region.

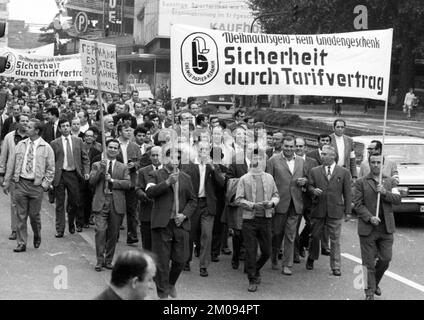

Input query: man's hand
[377,184,387,195]
[253,203,265,210]
[352,177,357,184]
[84,173,90,180]
[370,216,381,226]
[312,188,323,196]
[296,177,307,187]
[344,213,354,222]
[262,201,274,209]
[2,182,10,195]
[127,162,135,169]
[100,159,107,170]
[174,213,186,227]
[105,173,112,182]
[166,172,179,185]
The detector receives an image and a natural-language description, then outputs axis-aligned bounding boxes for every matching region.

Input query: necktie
[65,137,75,170]
[26,141,34,173]
[108,161,113,190]
[327,166,332,181]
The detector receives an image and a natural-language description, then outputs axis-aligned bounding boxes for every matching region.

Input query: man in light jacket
[235,145,279,293]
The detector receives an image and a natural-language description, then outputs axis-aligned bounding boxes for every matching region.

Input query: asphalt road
[1,192,423,300]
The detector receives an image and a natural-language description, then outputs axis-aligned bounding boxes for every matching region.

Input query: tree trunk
[396,38,415,109]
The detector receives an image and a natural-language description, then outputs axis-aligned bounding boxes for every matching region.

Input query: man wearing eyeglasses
[330,119,357,181]
[358,140,398,183]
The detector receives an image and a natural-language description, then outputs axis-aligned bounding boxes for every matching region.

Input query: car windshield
[354,142,424,165]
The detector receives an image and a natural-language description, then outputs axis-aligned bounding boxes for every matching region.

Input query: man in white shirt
[330,119,357,180]
[78,110,90,134]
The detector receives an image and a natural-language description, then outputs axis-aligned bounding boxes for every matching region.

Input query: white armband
[146,183,156,190]
[391,188,400,195]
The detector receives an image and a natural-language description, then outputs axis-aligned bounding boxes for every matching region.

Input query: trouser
[81,180,93,225]
[242,217,271,284]
[140,221,152,251]
[232,229,243,263]
[359,226,393,295]
[309,217,342,270]
[211,194,226,257]
[272,202,301,268]
[151,220,189,299]
[188,198,214,269]
[295,206,311,259]
[15,179,43,246]
[55,171,83,233]
[9,181,17,232]
[322,225,330,251]
[125,188,139,240]
[94,195,123,265]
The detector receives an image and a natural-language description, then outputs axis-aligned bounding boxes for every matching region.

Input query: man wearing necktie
[89,139,131,271]
[51,119,90,237]
[306,145,352,276]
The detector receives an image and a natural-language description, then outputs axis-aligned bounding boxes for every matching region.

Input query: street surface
[1,192,424,300]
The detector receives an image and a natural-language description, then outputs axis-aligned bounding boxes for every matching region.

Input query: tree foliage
[247,0,424,106]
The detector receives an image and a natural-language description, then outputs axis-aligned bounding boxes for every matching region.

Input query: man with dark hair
[228,109,246,131]
[1,104,21,141]
[330,119,357,179]
[42,107,61,143]
[7,118,55,252]
[90,139,131,271]
[117,123,142,245]
[358,140,398,181]
[146,147,197,299]
[354,154,401,300]
[51,118,90,237]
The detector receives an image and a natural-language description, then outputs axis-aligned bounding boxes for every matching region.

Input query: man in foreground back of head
[95,250,157,300]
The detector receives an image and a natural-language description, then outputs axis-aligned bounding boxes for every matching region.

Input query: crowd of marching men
[0,77,399,300]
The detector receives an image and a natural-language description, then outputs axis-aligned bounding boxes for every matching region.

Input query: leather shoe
[231,260,239,270]
[365,294,374,300]
[126,237,139,245]
[13,244,26,252]
[104,262,113,270]
[55,233,64,238]
[221,247,232,255]
[306,258,314,270]
[332,269,342,276]
[76,226,83,233]
[169,285,177,298]
[211,255,219,262]
[95,263,103,272]
[282,266,292,275]
[247,283,258,292]
[293,256,301,264]
[375,286,381,296]
[33,237,41,249]
[183,262,191,271]
[8,231,17,240]
[200,268,208,277]
[321,248,330,256]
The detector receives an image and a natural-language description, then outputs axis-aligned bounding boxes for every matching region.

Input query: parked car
[353,135,424,215]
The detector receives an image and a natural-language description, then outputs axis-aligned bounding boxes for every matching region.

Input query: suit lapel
[279,154,291,175]
[366,176,377,193]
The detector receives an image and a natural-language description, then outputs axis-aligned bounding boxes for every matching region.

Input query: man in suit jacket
[135,146,162,251]
[51,119,90,237]
[41,107,61,144]
[266,135,307,275]
[90,139,131,271]
[0,104,20,141]
[293,137,319,262]
[181,141,225,277]
[353,154,401,300]
[146,148,197,299]
[330,119,357,179]
[117,123,142,244]
[306,145,352,276]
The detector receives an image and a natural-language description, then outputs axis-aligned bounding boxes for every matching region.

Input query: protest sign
[171,24,393,100]
[79,40,119,94]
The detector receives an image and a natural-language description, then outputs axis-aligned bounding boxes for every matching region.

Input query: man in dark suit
[330,119,357,180]
[136,146,162,251]
[353,154,401,300]
[94,250,157,300]
[0,104,21,141]
[117,123,142,244]
[51,119,90,237]
[306,145,352,276]
[181,141,225,277]
[146,148,197,299]
[293,137,319,262]
[90,139,131,271]
[266,131,284,159]
[41,107,61,144]
[266,135,307,275]
[306,133,334,256]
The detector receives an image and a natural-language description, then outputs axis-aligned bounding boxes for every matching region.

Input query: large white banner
[15,44,55,56]
[79,40,119,94]
[171,25,393,100]
[0,47,82,81]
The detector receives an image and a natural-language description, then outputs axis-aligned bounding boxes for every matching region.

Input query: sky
[8,0,59,25]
